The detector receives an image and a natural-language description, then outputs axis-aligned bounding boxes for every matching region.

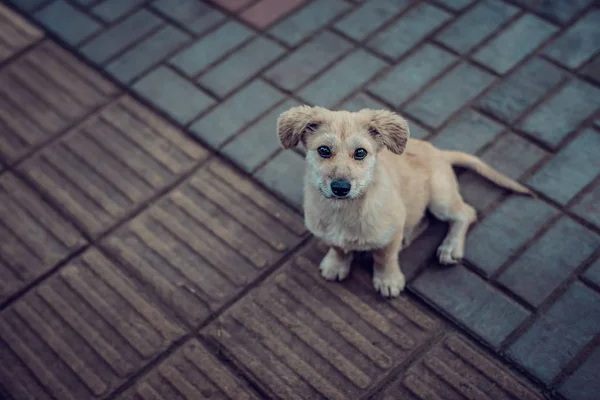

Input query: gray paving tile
[473,14,558,74]
[508,282,600,383]
[190,80,284,148]
[412,265,530,348]
[367,44,456,107]
[512,0,593,24]
[559,346,600,400]
[434,0,474,11]
[430,109,503,154]
[404,63,494,128]
[368,3,451,60]
[269,0,350,46]
[499,217,599,307]
[339,92,386,112]
[571,180,600,230]
[583,258,600,289]
[35,0,102,45]
[170,21,253,76]
[264,31,353,92]
[528,129,600,205]
[435,0,519,54]
[298,49,386,108]
[478,57,565,123]
[255,150,306,210]
[544,9,600,69]
[334,0,411,41]
[199,37,285,98]
[465,196,559,276]
[222,99,300,173]
[151,0,225,34]
[81,9,163,64]
[91,0,146,22]
[106,25,190,84]
[133,66,215,124]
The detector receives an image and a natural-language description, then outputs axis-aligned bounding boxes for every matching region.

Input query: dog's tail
[443,150,536,197]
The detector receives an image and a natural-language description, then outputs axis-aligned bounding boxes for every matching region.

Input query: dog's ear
[363,109,410,154]
[277,105,323,149]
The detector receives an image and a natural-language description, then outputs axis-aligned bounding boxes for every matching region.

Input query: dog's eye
[317,146,331,158]
[354,148,368,160]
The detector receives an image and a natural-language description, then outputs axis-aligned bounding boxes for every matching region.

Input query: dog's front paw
[373,269,405,298]
[320,250,351,281]
[437,241,462,265]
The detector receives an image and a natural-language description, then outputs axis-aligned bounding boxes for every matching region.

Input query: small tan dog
[277,106,535,297]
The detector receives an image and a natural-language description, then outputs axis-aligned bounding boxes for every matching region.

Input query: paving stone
[376,334,543,400]
[106,25,191,84]
[582,54,600,85]
[512,0,593,24]
[404,63,494,128]
[472,14,558,74]
[80,9,163,64]
[190,80,283,148]
[0,41,117,164]
[544,9,600,69]
[0,249,186,400]
[399,217,447,280]
[202,242,443,399]
[334,0,412,41]
[170,21,253,77]
[412,264,530,348]
[508,282,600,383]
[269,0,350,46]
[434,0,474,11]
[478,57,565,124]
[559,346,600,400]
[264,31,353,92]
[116,339,259,400]
[240,0,306,29]
[34,0,102,46]
[458,133,547,212]
[368,3,452,60]
[91,0,146,23]
[72,0,95,6]
[8,0,47,12]
[103,158,306,326]
[255,150,306,210]
[133,66,215,124]
[20,96,208,237]
[429,109,503,154]
[223,99,300,173]
[465,196,559,276]
[0,4,43,62]
[0,173,86,306]
[151,0,225,34]
[211,0,253,12]
[435,0,519,54]
[583,258,600,290]
[405,119,430,140]
[571,180,600,230]
[499,217,599,307]
[199,37,285,98]
[298,49,387,108]
[528,129,600,205]
[340,92,386,112]
[367,44,456,107]
[519,80,600,148]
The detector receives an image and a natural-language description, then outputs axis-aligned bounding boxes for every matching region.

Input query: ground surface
[0,0,599,399]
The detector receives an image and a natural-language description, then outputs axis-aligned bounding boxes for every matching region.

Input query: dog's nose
[331,179,351,197]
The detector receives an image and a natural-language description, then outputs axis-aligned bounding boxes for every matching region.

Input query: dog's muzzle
[331,179,351,198]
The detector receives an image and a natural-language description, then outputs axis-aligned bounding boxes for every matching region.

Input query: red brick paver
[1,1,599,399]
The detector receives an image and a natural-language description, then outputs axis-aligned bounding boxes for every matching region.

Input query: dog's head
[277,105,410,200]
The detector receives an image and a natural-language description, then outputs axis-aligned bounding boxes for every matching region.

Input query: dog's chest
[306,212,398,251]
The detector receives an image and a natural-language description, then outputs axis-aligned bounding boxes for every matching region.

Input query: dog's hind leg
[428,170,477,265]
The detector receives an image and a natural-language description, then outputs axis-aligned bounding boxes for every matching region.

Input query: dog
[276,106,535,298]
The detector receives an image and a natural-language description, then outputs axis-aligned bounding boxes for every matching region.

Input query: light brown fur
[277,106,535,297]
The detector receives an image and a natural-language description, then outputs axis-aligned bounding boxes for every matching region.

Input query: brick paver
[1,1,599,399]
